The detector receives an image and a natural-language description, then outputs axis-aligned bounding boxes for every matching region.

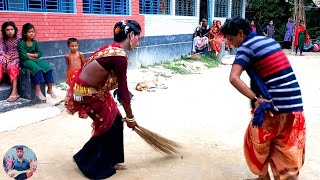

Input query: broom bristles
[134,125,181,155]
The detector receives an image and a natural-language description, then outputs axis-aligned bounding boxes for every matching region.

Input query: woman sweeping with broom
[65,20,180,179]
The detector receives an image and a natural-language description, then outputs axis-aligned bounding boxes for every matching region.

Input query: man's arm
[230,55,275,113]
[263,26,268,36]
[229,64,256,100]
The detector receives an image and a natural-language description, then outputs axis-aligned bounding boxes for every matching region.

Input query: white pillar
[212,0,215,19]
[242,0,246,18]
[228,0,232,18]
[197,0,200,20]
[171,0,175,16]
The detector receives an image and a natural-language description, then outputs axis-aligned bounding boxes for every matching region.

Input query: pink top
[0,36,20,67]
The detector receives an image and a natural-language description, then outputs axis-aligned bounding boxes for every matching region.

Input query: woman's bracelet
[125,116,135,122]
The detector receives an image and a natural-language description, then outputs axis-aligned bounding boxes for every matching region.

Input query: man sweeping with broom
[65,20,180,180]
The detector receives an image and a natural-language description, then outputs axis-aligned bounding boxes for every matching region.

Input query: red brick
[0,0,144,42]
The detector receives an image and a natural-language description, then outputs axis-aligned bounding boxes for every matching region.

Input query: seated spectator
[194,18,210,37]
[313,36,320,52]
[18,23,56,101]
[303,39,313,52]
[0,21,20,102]
[192,31,208,54]
[209,26,224,56]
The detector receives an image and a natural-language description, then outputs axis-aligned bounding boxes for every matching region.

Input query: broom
[133,125,182,155]
[114,90,181,154]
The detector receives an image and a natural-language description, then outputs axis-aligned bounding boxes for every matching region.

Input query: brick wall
[0,0,145,42]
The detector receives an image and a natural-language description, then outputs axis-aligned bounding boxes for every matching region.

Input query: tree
[246,0,320,40]
[245,0,290,40]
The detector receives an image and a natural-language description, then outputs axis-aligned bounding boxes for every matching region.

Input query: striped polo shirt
[234,35,303,112]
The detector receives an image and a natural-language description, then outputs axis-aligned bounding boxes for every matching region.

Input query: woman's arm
[0,39,5,56]
[33,40,42,58]
[0,39,10,59]
[80,52,86,66]
[112,56,133,119]
[17,41,31,61]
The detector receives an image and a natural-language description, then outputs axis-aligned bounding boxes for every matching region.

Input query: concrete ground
[0,51,319,180]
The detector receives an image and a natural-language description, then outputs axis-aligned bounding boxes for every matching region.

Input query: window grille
[139,0,171,15]
[231,0,242,18]
[214,0,228,17]
[83,0,129,15]
[0,0,5,10]
[0,0,74,13]
[175,0,195,16]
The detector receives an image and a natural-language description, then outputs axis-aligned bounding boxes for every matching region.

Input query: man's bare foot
[36,91,46,100]
[47,90,57,99]
[114,164,127,170]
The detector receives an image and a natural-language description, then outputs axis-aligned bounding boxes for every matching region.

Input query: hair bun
[114,21,129,35]
[114,25,122,35]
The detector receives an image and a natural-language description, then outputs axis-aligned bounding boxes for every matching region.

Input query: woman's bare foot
[244,174,271,180]
[47,90,57,99]
[114,163,127,170]
[36,91,46,100]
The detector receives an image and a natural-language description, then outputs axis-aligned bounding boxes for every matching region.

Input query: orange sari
[209,29,224,52]
[244,111,306,179]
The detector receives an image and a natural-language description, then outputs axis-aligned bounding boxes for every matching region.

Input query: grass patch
[141,59,180,69]
[163,64,189,74]
[155,73,172,78]
[201,55,220,68]
[139,54,219,76]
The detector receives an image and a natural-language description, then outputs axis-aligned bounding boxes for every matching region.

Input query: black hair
[299,20,304,23]
[1,21,18,41]
[220,17,252,36]
[195,30,201,37]
[113,20,141,42]
[21,23,35,41]
[67,38,78,46]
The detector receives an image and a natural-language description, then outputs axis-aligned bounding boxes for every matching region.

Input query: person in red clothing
[64,20,141,179]
[293,20,309,56]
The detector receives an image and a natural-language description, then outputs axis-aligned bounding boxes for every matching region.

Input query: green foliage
[201,55,220,68]
[247,0,289,22]
[163,64,189,74]
[246,0,320,41]
[307,27,320,39]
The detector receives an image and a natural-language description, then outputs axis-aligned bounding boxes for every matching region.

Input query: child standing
[64,38,85,86]
[18,23,56,100]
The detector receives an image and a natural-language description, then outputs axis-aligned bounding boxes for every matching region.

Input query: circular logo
[2,145,38,179]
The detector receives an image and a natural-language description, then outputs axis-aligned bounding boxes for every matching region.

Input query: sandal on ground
[7,95,20,102]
